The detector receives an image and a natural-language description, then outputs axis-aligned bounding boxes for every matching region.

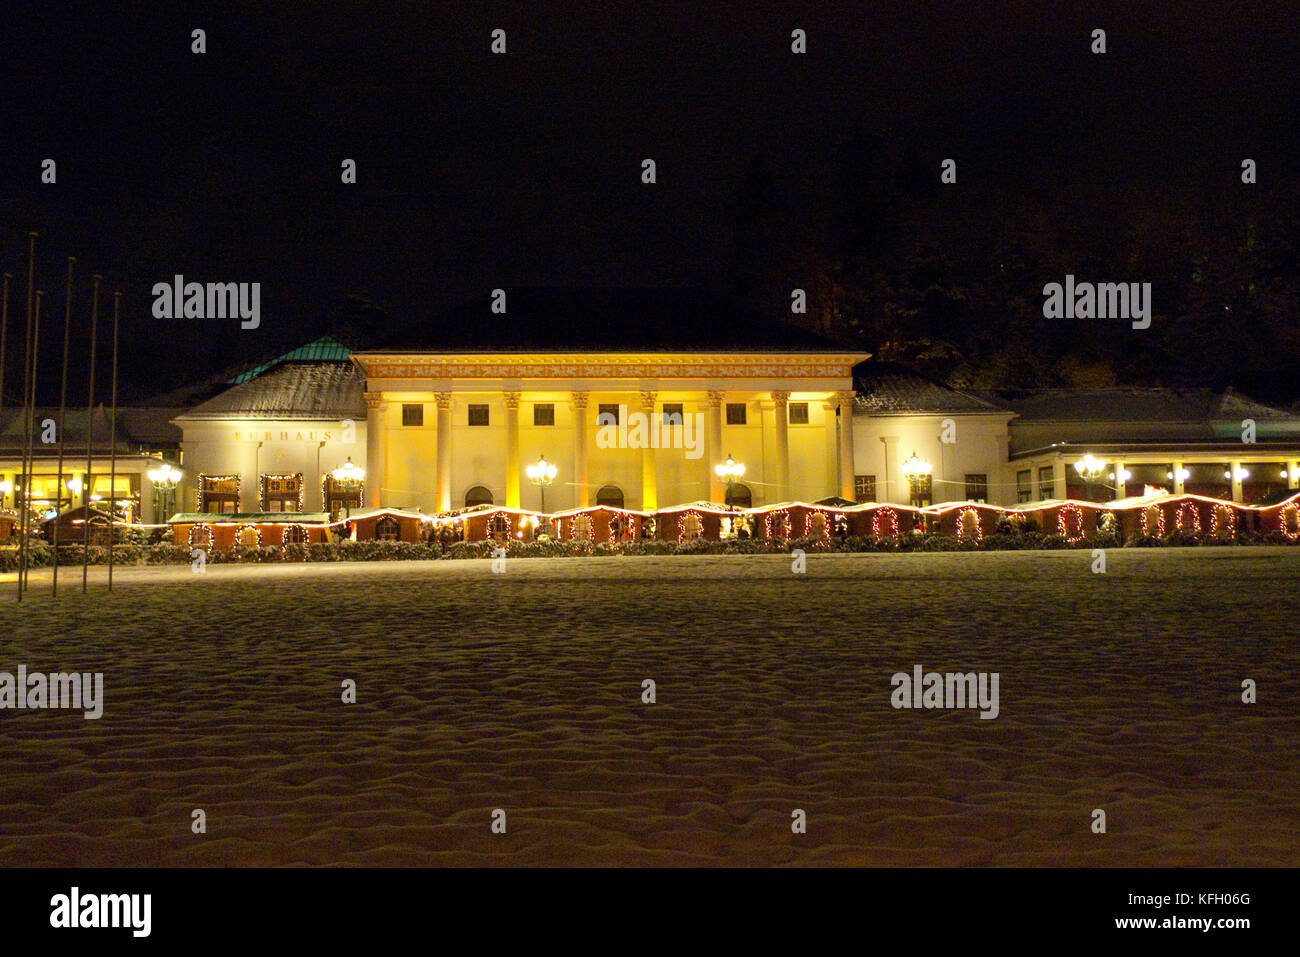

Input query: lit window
[964,474,988,503]
[854,475,876,503]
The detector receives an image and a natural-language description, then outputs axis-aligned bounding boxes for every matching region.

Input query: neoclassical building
[27,289,1288,525]
[353,351,865,513]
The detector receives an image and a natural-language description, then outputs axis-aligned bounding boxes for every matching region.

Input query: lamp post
[331,457,365,517]
[714,453,745,505]
[147,462,182,521]
[1074,453,1108,501]
[526,455,558,532]
[901,450,931,507]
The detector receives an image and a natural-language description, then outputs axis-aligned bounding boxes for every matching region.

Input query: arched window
[375,515,401,541]
[596,485,624,509]
[724,483,752,508]
[464,486,493,508]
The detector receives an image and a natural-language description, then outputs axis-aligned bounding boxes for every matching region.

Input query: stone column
[505,391,522,508]
[572,391,589,507]
[1230,459,1244,502]
[1114,459,1127,500]
[1172,460,1186,495]
[836,390,857,501]
[706,390,725,503]
[771,390,791,503]
[364,392,386,507]
[1289,460,1299,491]
[434,391,452,512]
[640,390,658,510]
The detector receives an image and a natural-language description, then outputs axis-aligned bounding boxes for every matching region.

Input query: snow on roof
[980,387,1297,423]
[853,365,1004,415]
[228,336,351,384]
[178,362,366,420]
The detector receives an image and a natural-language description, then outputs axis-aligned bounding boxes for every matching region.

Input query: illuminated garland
[188,523,213,551]
[677,510,704,544]
[234,523,262,546]
[1140,504,1166,537]
[1097,511,1119,536]
[197,473,241,512]
[486,510,513,540]
[569,513,594,541]
[955,507,984,543]
[1281,503,1300,541]
[763,510,790,538]
[1174,502,1201,534]
[259,472,304,512]
[871,507,900,540]
[322,474,364,510]
[282,523,309,546]
[803,509,832,538]
[1210,505,1236,540]
[1056,503,1085,543]
[605,509,637,542]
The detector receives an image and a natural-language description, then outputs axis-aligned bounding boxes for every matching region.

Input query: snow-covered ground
[2,549,1297,866]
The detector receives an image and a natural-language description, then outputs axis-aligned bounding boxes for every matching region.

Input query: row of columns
[364,388,858,511]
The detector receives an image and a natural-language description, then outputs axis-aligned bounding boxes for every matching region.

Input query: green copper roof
[228,336,351,384]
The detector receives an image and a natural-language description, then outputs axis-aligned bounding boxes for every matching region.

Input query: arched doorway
[724,483,752,508]
[464,486,493,508]
[596,485,624,509]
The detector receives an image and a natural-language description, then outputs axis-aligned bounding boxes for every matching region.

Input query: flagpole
[17,232,37,600]
[0,272,9,598]
[107,291,120,591]
[20,290,43,598]
[53,257,75,595]
[82,275,100,592]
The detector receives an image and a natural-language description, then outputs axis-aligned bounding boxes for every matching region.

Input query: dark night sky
[2,1,1298,401]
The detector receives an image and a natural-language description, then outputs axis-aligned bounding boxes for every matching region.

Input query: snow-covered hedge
[0,527,1293,572]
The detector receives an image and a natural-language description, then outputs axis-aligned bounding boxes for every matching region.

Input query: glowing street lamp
[901,451,932,507]
[147,461,183,519]
[714,454,745,482]
[715,453,745,505]
[526,455,558,516]
[1073,454,1107,480]
[332,457,365,483]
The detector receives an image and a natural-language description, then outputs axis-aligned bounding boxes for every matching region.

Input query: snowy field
[2,549,1297,867]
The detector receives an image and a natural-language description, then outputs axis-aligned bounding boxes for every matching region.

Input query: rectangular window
[964,474,988,503]
[1016,469,1032,504]
[401,403,423,427]
[788,402,809,425]
[532,403,555,426]
[467,404,490,427]
[854,474,876,503]
[1038,466,1055,501]
[725,402,747,425]
[661,403,684,427]
[597,403,620,426]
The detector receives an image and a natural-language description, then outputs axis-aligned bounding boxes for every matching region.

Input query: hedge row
[2,529,1296,571]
